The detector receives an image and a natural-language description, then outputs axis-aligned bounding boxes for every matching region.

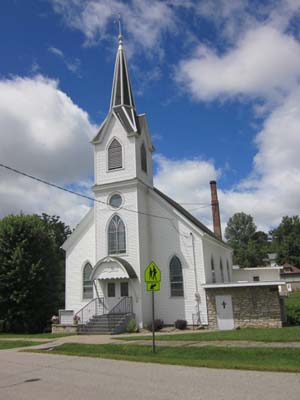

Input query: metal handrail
[75,297,105,324]
[108,296,133,315]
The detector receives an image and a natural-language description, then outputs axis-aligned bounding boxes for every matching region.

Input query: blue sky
[0,0,300,232]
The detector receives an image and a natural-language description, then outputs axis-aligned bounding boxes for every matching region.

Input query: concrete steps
[78,313,132,335]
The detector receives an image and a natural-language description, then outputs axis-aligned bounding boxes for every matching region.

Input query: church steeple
[109,31,138,134]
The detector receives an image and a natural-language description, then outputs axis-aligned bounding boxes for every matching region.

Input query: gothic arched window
[211,256,216,283]
[108,139,122,170]
[83,263,93,299]
[169,256,184,297]
[226,259,231,282]
[220,258,224,282]
[108,215,126,254]
[141,142,147,173]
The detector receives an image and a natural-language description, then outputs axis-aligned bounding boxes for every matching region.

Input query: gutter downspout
[190,232,202,326]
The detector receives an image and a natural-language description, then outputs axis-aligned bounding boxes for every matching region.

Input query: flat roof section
[203,281,285,289]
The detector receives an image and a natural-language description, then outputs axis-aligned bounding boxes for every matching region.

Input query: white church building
[60,33,284,333]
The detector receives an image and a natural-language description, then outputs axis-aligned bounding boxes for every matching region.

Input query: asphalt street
[0,349,300,400]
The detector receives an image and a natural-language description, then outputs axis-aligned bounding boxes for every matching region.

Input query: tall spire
[110,23,138,134]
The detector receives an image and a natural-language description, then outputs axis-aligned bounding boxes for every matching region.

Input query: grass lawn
[30,343,300,373]
[0,333,75,339]
[0,340,46,349]
[118,326,300,342]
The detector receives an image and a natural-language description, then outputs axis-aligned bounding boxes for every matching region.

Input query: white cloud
[0,75,96,226]
[51,0,176,55]
[176,26,300,102]
[154,88,300,233]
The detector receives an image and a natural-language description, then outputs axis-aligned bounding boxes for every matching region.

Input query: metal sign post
[152,290,155,353]
[144,261,161,354]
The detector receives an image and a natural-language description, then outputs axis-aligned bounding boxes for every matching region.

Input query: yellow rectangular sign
[146,282,160,291]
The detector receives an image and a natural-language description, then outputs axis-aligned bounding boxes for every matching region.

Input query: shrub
[174,319,187,330]
[286,294,300,325]
[147,319,164,331]
[126,319,138,333]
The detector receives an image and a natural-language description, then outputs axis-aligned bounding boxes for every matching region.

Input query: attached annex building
[61,34,283,333]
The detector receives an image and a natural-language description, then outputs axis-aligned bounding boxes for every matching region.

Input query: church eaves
[92,33,140,143]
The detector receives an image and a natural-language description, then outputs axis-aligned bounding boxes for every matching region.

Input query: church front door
[106,281,129,311]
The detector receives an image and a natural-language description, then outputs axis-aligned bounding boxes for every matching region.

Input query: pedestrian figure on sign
[151,266,157,280]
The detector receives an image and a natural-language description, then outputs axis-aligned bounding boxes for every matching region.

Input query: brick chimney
[210,180,222,239]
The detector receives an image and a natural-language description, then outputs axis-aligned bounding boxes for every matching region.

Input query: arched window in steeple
[108,215,126,254]
[108,139,122,170]
[169,256,184,297]
[141,142,147,173]
[83,263,93,299]
[211,256,216,283]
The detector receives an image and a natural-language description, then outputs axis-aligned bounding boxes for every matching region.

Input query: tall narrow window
[108,139,122,170]
[141,142,147,173]
[83,263,93,299]
[211,257,216,283]
[108,215,126,254]
[220,259,224,283]
[170,256,184,297]
[226,260,231,282]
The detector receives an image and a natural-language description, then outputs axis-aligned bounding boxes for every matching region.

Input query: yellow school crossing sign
[144,261,161,291]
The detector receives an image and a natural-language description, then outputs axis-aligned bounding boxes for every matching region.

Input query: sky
[0,0,300,233]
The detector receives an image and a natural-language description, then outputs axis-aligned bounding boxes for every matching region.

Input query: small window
[170,256,184,297]
[141,142,147,173]
[108,215,126,254]
[253,276,260,282]
[211,257,216,283]
[108,139,122,170]
[107,283,115,297]
[220,259,224,283]
[109,193,122,209]
[83,263,93,299]
[120,282,129,297]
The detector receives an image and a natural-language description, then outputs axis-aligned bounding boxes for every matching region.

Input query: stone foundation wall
[206,286,282,330]
[51,324,78,334]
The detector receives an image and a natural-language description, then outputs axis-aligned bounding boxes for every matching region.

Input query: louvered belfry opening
[108,139,122,170]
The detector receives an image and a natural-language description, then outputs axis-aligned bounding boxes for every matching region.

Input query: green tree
[271,216,300,266]
[225,213,269,267]
[0,214,70,333]
[39,213,71,308]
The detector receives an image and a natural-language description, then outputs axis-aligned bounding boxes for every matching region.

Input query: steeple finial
[118,14,123,48]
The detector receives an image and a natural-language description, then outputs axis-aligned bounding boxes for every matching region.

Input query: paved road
[0,349,300,400]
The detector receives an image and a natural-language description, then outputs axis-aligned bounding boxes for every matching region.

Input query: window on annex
[169,256,184,297]
[108,215,126,254]
[141,142,147,173]
[108,139,122,170]
[211,257,216,283]
[220,259,225,283]
[83,263,93,299]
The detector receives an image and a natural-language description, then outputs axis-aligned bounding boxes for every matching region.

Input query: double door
[106,281,129,311]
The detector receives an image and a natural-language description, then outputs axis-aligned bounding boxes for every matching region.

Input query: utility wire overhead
[0,163,210,222]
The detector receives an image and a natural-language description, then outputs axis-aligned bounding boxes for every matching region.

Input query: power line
[0,162,178,221]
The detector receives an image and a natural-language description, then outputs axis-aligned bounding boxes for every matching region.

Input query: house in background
[281,263,300,292]
[59,33,285,333]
